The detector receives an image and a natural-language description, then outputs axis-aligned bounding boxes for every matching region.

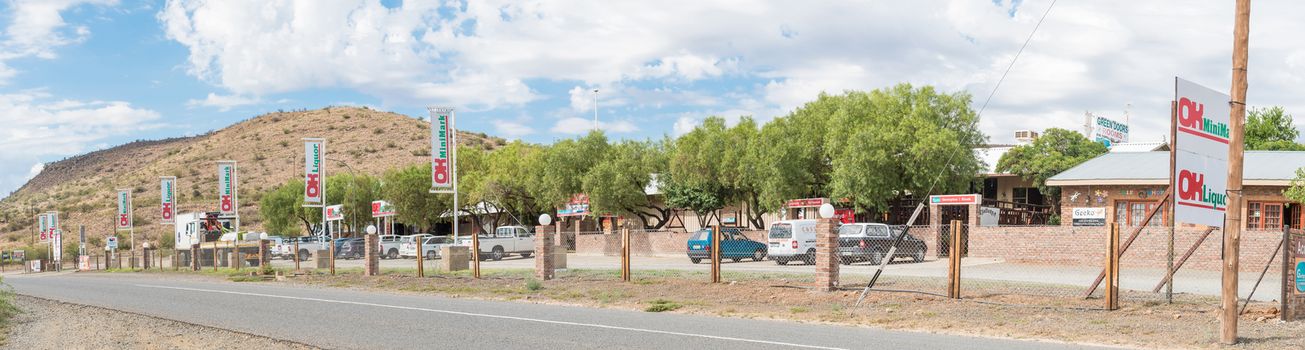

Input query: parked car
[401,236,453,260]
[455,226,534,261]
[377,234,402,259]
[766,219,819,265]
[283,235,333,261]
[837,223,927,264]
[397,234,435,258]
[332,238,352,254]
[336,238,366,259]
[685,227,767,264]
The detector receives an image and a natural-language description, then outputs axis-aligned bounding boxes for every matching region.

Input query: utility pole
[1221,0,1250,344]
[592,88,600,131]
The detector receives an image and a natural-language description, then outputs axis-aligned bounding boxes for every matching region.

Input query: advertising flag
[116,189,132,230]
[160,177,176,225]
[304,139,325,206]
[1173,77,1230,228]
[218,161,239,216]
[37,214,48,242]
[430,108,454,192]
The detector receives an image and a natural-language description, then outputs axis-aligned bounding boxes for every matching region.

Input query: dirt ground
[266,268,1305,350]
[2,294,318,350]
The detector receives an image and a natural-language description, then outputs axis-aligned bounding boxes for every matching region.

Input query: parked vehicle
[837,223,927,264]
[282,235,332,261]
[766,219,819,265]
[397,234,435,258]
[685,227,767,264]
[376,234,402,259]
[401,236,453,260]
[456,226,535,261]
[336,238,366,259]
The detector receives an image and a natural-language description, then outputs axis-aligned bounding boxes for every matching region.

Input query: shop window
[1012,187,1043,205]
[1114,201,1165,227]
[1247,202,1292,230]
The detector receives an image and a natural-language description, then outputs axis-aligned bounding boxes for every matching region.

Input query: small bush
[525,279,543,291]
[373,127,385,135]
[278,140,290,147]
[644,299,683,312]
[385,141,397,149]
[411,149,430,157]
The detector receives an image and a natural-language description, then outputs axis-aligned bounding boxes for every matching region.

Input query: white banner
[218,161,239,216]
[48,212,57,240]
[160,177,176,225]
[1088,112,1129,146]
[1173,77,1230,228]
[304,139,325,205]
[51,230,61,263]
[116,189,132,230]
[430,108,454,192]
[37,214,48,242]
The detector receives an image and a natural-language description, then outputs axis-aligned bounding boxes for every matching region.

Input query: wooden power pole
[1222,0,1251,344]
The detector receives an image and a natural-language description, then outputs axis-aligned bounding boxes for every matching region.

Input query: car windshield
[690,230,710,241]
[867,225,892,237]
[769,224,793,239]
[837,225,862,237]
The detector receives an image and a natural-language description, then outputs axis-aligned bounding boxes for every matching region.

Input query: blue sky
[2,0,1304,199]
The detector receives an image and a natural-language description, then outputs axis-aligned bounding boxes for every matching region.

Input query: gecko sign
[1172,77,1229,228]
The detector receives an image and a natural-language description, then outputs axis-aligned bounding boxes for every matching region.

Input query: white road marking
[136,284,847,350]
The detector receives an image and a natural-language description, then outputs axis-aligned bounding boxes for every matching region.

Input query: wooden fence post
[1107,223,1120,310]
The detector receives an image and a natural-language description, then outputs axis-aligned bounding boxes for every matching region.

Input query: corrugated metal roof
[1046,151,1305,186]
[1108,141,1169,153]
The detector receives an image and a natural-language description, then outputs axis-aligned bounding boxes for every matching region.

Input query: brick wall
[965,225,1283,273]
[576,229,768,256]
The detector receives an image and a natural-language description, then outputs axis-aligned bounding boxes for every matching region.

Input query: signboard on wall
[1173,77,1229,228]
[160,177,176,225]
[558,194,590,217]
[429,108,455,192]
[979,206,1000,227]
[1072,207,1107,227]
[1088,112,1129,147]
[929,194,981,205]
[304,138,325,206]
[785,198,828,208]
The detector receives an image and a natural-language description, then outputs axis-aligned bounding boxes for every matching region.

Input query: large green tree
[996,128,1107,202]
[258,180,319,236]
[583,139,670,229]
[664,117,766,228]
[530,131,609,208]
[1246,106,1305,151]
[380,165,448,232]
[327,173,381,234]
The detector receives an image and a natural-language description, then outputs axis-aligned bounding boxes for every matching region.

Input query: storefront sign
[160,177,176,225]
[557,194,591,217]
[1072,207,1107,227]
[117,189,132,230]
[1173,77,1229,228]
[1297,260,1305,293]
[929,194,981,205]
[979,206,1000,227]
[304,139,325,205]
[785,198,827,207]
[430,108,455,192]
[325,204,344,221]
[834,208,855,224]
[371,200,396,218]
[106,236,118,250]
[1088,112,1129,147]
[218,161,239,216]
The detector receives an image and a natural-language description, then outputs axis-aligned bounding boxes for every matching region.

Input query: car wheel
[298,250,309,262]
[776,258,789,265]
[730,257,741,262]
[752,249,766,262]
[690,258,701,264]
[840,257,852,265]
[426,251,437,260]
[491,246,505,261]
[870,249,886,265]
[912,248,925,263]
[388,249,399,259]
[804,248,816,265]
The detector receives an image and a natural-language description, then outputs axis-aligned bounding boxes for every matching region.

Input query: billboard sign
[304,138,325,206]
[116,189,132,230]
[43,212,58,242]
[557,194,591,217]
[218,161,239,216]
[1173,77,1230,228]
[1072,207,1107,227]
[371,200,396,218]
[430,108,454,192]
[160,177,176,225]
[106,236,118,250]
[1089,112,1129,147]
[325,204,344,221]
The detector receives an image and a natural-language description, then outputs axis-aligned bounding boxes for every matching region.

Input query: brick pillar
[815,218,839,291]
[258,239,269,270]
[364,234,379,276]
[143,249,152,269]
[535,225,554,280]
[967,204,979,227]
[191,243,199,271]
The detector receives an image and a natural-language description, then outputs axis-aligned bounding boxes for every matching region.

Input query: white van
[767,219,819,265]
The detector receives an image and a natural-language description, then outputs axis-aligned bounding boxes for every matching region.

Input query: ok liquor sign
[1173,77,1230,228]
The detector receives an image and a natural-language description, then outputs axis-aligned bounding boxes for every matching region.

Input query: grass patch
[525,279,543,292]
[644,299,683,313]
[0,279,18,342]
[227,275,265,282]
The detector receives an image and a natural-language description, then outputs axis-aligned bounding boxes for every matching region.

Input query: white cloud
[492,119,534,139]
[672,116,698,136]
[186,93,259,111]
[550,117,637,135]
[569,86,596,113]
[25,163,44,181]
[0,0,117,84]
[0,89,160,196]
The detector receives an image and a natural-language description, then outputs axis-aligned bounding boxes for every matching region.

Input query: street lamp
[592,88,599,131]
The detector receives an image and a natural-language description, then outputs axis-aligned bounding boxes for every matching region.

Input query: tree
[664,117,765,228]
[258,180,315,237]
[996,128,1107,203]
[380,165,448,232]
[1246,106,1305,151]
[750,110,831,214]
[582,139,670,229]
[327,173,381,235]
[1286,168,1305,206]
[530,131,609,208]
[481,141,548,225]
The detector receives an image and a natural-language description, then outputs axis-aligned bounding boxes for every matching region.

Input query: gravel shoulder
[2,294,318,350]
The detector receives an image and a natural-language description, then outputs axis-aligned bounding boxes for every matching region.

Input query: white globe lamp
[818,203,836,219]
[539,214,552,226]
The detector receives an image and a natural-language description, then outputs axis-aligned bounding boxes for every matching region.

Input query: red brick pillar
[535,225,554,280]
[364,234,379,276]
[815,218,839,291]
[258,239,269,270]
[191,243,200,271]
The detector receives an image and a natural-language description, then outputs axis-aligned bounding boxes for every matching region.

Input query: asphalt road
[6,273,1122,350]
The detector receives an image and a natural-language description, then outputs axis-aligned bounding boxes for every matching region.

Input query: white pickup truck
[376,235,402,259]
[456,226,535,261]
[283,235,333,261]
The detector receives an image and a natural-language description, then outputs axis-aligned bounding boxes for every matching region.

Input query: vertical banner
[47,212,58,240]
[37,214,48,242]
[116,189,132,230]
[218,161,239,216]
[160,177,176,225]
[429,108,454,192]
[1173,77,1230,228]
[304,138,325,206]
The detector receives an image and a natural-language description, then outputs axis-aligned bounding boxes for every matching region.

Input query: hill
[0,106,504,248]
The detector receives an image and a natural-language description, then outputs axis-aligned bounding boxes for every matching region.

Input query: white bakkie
[456,226,536,261]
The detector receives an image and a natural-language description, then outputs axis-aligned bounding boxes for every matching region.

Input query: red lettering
[119,214,129,227]
[432,159,449,184]
[1177,169,1204,201]
[221,196,233,211]
[1177,97,1204,129]
[162,203,173,219]
[306,174,320,198]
